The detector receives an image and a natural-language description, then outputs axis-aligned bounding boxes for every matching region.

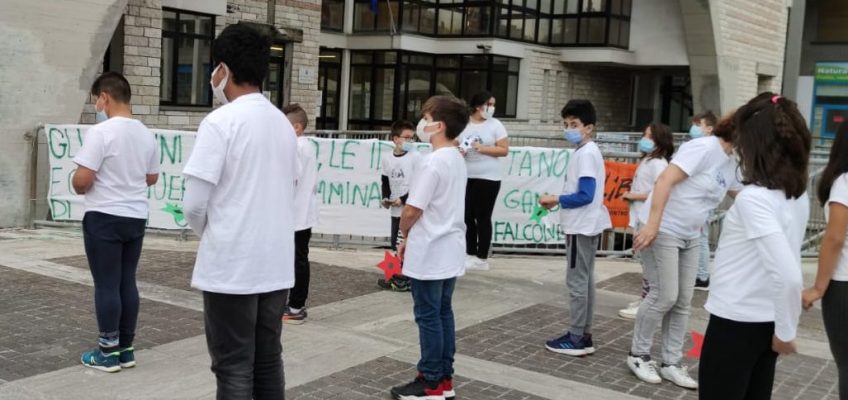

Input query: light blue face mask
[564,129,583,144]
[95,110,109,123]
[402,142,416,152]
[689,124,703,139]
[639,137,656,153]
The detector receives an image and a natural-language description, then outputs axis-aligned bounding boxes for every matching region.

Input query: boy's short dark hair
[390,120,415,139]
[282,103,308,129]
[91,72,132,103]
[212,23,271,87]
[694,111,718,127]
[421,96,469,140]
[561,99,596,126]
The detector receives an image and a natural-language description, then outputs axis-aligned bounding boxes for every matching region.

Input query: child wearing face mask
[690,111,719,291]
[378,120,421,292]
[538,99,612,357]
[457,91,510,271]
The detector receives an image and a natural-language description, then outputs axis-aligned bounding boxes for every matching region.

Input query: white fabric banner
[45,124,574,244]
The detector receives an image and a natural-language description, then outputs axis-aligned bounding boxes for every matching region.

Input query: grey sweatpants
[630,231,699,365]
[566,234,599,337]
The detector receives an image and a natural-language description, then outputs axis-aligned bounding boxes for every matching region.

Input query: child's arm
[399,205,423,239]
[381,175,391,208]
[539,177,595,209]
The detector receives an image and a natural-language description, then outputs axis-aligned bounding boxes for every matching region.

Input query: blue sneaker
[583,334,596,355]
[545,332,588,356]
[81,348,121,372]
[119,347,136,368]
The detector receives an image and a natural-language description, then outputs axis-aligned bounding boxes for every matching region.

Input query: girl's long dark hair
[646,123,674,161]
[734,92,811,199]
[818,122,848,206]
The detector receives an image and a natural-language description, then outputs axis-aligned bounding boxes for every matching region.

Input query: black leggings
[823,280,848,400]
[82,211,146,350]
[287,229,312,309]
[465,178,501,260]
[699,314,778,400]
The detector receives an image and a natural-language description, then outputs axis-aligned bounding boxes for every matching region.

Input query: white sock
[289,307,302,314]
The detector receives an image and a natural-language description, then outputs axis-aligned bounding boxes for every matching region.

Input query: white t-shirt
[827,173,848,281]
[458,118,508,181]
[183,93,297,295]
[642,136,742,239]
[294,136,319,231]
[706,186,809,340]
[404,147,467,280]
[559,141,612,236]
[629,157,668,228]
[73,117,159,219]
[382,150,422,218]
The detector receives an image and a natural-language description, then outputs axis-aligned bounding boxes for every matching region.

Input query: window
[816,0,848,42]
[318,49,343,129]
[160,9,215,106]
[549,0,630,47]
[354,0,400,32]
[348,50,521,128]
[264,45,286,109]
[321,0,345,31]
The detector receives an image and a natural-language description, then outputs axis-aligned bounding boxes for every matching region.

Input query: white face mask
[94,97,108,123]
[481,105,495,120]
[210,63,230,105]
[416,119,438,143]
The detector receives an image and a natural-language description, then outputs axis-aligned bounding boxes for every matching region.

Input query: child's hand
[381,198,391,209]
[802,287,824,310]
[393,198,403,207]
[539,195,559,209]
[621,192,634,201]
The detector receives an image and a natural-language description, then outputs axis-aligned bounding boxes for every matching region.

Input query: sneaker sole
[81,362,121,373]
[694,287,709,291]
[585,346,596,355]
[545,344,588,356]
[444,389,456,399]
[283,318,306,325]
[660,371,698,389]
[120,361,136,368]
[394,396,444,400]
[618,310,637,319]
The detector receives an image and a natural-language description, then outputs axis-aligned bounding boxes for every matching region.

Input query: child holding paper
[539,99,611,357]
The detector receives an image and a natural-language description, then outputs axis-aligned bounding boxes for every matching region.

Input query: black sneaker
[378,275,411,292]
[694,278,709,291]
[390,375,444,400]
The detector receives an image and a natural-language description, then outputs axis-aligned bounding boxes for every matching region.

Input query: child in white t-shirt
[389,96,468,400]
[73,72,159,372]
[617,123,675,320]
[282,104,319,324]
[379,120,421,291]
[539,99,612,357]
[700,93,811,398]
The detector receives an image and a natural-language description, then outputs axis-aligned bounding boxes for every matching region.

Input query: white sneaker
[627,355,662,384]
[618,300,641,320]
[466,257,490,271]
[660,365,698,389]
[464,255,478,269]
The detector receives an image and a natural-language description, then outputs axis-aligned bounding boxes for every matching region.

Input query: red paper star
[686,331,705,359]
[377,251,403,281]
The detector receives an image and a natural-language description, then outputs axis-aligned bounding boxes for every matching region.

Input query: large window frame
[321,0,346,31]
[160,8,215,107]
[348,50,520,130]
[317,48,343,129]
[353,0,631,48]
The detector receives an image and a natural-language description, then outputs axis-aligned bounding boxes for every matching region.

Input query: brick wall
[714,0,788,106]
[80,0,321,131]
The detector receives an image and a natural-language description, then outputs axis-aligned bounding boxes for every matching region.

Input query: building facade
[0,0,795,227]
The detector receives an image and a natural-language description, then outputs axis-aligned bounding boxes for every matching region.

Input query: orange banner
[604,161,637,229]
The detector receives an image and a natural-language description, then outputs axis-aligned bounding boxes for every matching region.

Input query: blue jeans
[410,278,457,381]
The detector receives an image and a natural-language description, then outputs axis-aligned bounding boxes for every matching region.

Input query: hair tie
[771,95,782,104]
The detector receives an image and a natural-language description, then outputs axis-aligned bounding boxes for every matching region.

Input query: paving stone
[455,303,838,400]
[0,265,203,382]
[288,357,548,400]
[50,249,383,307]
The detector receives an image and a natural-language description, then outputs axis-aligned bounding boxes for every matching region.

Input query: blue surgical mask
[402,142,415,152]
[638,138,655,154]
[95,111,108,123]
[564,129,583,145]
[689,124,703,139]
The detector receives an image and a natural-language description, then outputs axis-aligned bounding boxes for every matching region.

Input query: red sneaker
[441,376,455,400]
